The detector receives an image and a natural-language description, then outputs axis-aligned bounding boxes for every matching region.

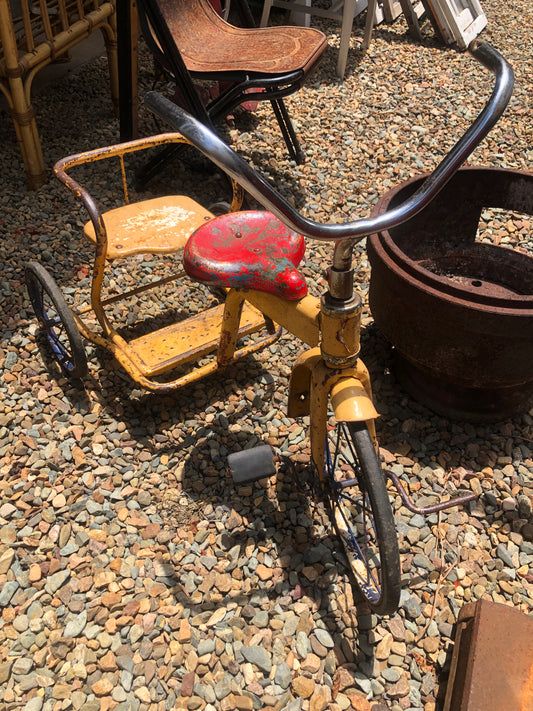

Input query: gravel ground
[1,1,532,711]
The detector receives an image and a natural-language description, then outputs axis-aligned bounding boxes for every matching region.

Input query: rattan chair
[0,0,118,188]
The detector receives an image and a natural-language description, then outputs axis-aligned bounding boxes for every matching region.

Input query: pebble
[496,543,516,568]
[402,596,422,620]
[313,628,335,649]
[240,646,272,673]
[0,580,19,606]
[382,668,400,683]
[275,662,293,689]
[0,4,531,711]
[292,676,315,698]
[23,699,43,711]
[63,611,87,638]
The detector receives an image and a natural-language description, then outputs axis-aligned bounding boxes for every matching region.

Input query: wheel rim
[29,278,78,374]
[325,422,383,604]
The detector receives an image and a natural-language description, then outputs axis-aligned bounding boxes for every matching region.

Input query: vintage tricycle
[25,41,513,614]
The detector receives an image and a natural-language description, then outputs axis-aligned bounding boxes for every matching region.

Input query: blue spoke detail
[335,492,381,592]
[40,294,75,371]
[325,422,382,602]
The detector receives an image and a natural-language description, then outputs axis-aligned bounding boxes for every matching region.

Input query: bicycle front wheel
[324,421,401,615]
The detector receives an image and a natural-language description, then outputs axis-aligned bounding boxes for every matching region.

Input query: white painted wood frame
[424,0,487,48]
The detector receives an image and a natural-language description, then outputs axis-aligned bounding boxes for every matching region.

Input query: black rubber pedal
[227,445,276,484]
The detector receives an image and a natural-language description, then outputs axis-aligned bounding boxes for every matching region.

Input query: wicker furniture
[0,0,118,188]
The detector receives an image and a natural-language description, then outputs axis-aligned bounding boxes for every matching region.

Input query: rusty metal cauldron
[367,167,533,421]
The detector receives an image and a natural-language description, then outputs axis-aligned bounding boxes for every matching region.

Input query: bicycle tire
[25,261,88,380]
[207,201,231,215]
[324,420,401,615]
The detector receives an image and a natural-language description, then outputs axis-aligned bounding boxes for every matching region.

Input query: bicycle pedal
[227,445,276,484]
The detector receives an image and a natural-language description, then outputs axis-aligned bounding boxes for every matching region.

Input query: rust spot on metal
[336,317,347,348]
[443,600,533,711]
[385,469,477,514]
[368,167,533,421]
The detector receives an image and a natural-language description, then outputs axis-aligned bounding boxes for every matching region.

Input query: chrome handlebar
[145,41,513,284]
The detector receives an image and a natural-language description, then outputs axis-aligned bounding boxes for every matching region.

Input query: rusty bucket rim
[370,166,533,313]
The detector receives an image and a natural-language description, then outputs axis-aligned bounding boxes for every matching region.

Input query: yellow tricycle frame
[49,131,379,453]
[216,286,378,480]
[52,132,282,391]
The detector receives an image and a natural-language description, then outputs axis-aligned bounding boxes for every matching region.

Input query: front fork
[288,346,478,513]
[286,295,478,514]
[288,347,378,482]
[287,289,379,483]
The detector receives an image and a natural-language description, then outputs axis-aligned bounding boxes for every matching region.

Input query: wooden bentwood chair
[137,0,328,163]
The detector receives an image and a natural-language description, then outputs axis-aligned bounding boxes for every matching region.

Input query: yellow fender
[287,349,322,418]
[330,376,378,423]
[288,347,377,421]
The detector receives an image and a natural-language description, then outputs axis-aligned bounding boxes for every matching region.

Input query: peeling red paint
[184,211,308,299]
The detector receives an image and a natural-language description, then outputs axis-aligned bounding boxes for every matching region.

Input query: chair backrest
[146,0,238,47]
[138,0,234,72]
[137,0,210,120]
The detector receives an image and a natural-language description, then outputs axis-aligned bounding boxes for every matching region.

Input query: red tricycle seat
[183,211,308,300]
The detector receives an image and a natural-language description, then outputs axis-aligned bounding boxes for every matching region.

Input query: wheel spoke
[41,296,74,366]
[326,424,382,598]
[336,489,381,592]
[25,262,87,379]
[324,420,400,613]
[339,494,381,590]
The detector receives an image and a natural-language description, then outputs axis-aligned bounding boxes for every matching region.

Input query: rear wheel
[207,201,232,215]
[25,262,88,380]
[324,420,401,614]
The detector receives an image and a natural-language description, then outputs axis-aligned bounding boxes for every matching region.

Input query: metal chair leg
[270,98,305,164]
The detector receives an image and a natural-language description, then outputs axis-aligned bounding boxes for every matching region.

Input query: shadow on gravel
[166,435,380,663]
[66,343,383,663]
[435,642,455,711]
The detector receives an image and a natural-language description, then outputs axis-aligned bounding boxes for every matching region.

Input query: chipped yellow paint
[245,289,321,347]
[83,196,212,259]
[128,302,267,377]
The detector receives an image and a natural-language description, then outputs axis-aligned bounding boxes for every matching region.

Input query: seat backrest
[145,0,238,47]
[138,0,234,68]
[140,0,262,74]
[137,0,210,119]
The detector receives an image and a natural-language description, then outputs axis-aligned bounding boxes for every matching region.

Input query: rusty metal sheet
[443,599,533,711]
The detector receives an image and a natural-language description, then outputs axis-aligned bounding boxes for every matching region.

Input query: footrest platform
[127,301,268,377]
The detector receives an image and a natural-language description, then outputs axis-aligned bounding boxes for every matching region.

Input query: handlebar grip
[145,41,514,254]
